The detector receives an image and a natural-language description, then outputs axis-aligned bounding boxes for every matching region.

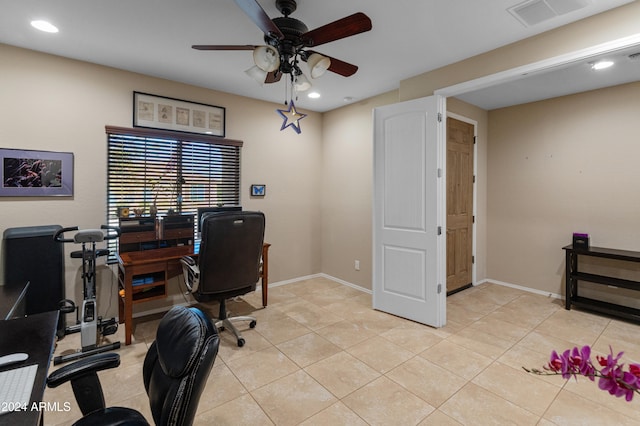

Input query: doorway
[446,116,475,295]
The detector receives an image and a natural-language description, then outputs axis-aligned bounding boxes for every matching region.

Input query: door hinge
[437,284,442,294]
[437,226,442,235]
[472,255,475,264]
[437,112,442,122]
[473,175,476,183]
[473,215,475,223]
[437,168,442,178]
[473,136,477,144]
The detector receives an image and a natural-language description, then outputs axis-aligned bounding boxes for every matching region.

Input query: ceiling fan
[192,0,372,89]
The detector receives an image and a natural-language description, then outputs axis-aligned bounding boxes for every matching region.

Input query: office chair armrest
[180,256,200,293]
[47,352,120,387]
[47,352,120,416]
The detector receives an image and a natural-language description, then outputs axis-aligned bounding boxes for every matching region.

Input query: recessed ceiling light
[343,96,354,102]
[307,92,320,99]
[591,60,613,70]
[31,20,59,33]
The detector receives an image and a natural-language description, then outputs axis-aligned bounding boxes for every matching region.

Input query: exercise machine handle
[101,224,121,240]
[54,226,79,243]
[54,225,121,243]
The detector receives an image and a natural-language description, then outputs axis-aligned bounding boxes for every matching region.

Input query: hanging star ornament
[277,100,307,134]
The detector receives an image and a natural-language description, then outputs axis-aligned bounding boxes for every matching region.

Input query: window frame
[105,126,243,257]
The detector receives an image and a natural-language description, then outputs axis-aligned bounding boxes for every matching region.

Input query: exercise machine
[53,225,121,365]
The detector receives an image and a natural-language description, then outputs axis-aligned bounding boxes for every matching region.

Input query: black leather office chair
[181,211,265,347]
[46,306,220,426]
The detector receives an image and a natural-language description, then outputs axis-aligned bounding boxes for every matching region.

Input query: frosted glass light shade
[307,53,331,78]
[294,74,312,92]
[253,45,280,72]
[245,66,267,84]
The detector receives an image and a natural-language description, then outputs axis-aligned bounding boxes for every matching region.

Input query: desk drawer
[120,231,157,244]
[163,228,193,240]
[128,262,167,276]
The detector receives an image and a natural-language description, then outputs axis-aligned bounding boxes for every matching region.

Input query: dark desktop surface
[0,311,58,426]
[0,282,29,320]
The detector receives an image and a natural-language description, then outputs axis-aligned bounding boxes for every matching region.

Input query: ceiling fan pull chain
[283,75,287,104]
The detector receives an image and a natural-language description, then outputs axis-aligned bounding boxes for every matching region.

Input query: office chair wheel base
[249,320,257,329]
[237,338,245,347]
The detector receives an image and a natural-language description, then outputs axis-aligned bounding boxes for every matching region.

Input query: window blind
[105,126,242,251]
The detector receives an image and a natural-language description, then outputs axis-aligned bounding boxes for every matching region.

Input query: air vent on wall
[628,52,640,61]
[508,0,591,27]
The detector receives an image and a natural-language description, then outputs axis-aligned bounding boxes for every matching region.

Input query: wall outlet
[354,260,360,271]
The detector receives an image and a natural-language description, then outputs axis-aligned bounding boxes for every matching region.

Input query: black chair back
[195,211,265,302]
[142,306,220,426]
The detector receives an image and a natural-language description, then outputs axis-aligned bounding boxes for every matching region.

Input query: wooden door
[446,117,474,294]
[373,96,446,328]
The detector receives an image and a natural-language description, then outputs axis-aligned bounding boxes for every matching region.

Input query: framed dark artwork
[133,92,226,137]
[251,184,266,197]
[1,148,74,197]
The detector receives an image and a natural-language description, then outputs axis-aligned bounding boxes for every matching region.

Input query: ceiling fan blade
[192,45,257,51]
[302,12,372,47]
[234,0,284,40]
[265,71,282,84]
[304,51,359,77]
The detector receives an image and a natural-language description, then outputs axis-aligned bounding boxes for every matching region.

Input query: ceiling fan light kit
[193,0,372,134]
[293,73,312,92]
[253,45,280,72]
[307,53,331,78]
[245,65,268,84]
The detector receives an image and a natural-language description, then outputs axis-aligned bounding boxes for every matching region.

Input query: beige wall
[321,91,399,290]
[2,1,639,319]
[488,82,640,297]
[319,94,489,291]
[0,44,323,318]
[377,0,640,297]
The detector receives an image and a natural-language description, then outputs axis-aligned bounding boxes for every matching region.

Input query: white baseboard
[317,273,372,294]
[478,278,563,300]
[268,273,372,294]
[265,273,325,288]
[130,274,371,319]
[128,275,561,320]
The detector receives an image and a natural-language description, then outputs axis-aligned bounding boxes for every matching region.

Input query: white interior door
[372,95,446,327]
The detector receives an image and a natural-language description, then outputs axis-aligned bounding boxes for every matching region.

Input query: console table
[117,243,270,345]
[563,244,640,323]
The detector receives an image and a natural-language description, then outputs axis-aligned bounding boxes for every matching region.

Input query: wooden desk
[117,243,270,345]
[0,310,58,425]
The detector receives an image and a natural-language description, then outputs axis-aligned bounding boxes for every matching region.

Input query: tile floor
[43,277,640,425]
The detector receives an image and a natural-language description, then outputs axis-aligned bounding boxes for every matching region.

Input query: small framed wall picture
[251,184,266,197]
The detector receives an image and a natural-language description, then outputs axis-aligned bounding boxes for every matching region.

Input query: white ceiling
[0,0,636,112]
[457,42,640,109]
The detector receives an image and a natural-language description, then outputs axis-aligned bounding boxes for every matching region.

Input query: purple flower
[528,345,640,403]
[548,349,572,379]
[596,347,635,401]
[569,346,595,380]
[630,364,640,380]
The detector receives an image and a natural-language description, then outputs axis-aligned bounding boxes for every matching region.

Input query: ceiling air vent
[628,52,640,61]
[508,0,591,27]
